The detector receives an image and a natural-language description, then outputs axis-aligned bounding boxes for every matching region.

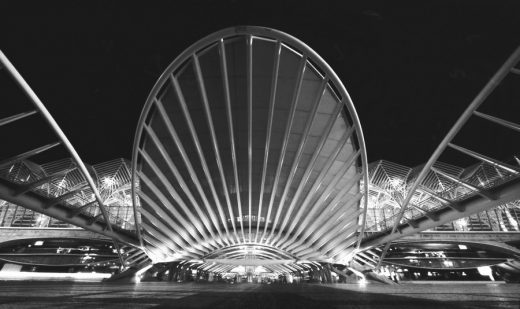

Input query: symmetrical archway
[131,26,370,269]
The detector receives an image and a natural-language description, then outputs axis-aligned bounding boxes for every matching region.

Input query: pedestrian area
[0,281,518,308]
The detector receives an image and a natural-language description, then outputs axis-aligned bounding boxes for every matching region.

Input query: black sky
[1,1,520,167]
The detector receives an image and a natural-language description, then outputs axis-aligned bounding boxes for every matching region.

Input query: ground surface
[0,281,518,308]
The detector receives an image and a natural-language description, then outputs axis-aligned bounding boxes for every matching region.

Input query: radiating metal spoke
[0,142,61,169]
[218,39,245,245]
[278,125,357,249]
[296,209,359,257]
[141,124,219,245]
[255,41,282,243]
[139,172,210,252]
[304,227,358,260]
[193,53,242,243]
[0,110,37,127]
[269,77,329,245]
[265,55,308,243]
[171,74,236,245]
[138,191,206,256]
[153,99,225,246]
[448,143,520,175]
[139,148,217,250]
[247,35,254,243]
[142,233,180,258]
[298,183,363,250]
[288,194,362,254]
[285,166,362,254]
[473,111,520,133]
[129,27,371,266]
[141,219,192,255]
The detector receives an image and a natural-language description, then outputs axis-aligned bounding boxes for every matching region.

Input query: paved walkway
[0,281,518,308]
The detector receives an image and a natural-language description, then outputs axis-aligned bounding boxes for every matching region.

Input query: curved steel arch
[131,26,369,265]
[203,243,297,260]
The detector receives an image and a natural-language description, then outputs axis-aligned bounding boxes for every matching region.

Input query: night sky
[1,1,519,168]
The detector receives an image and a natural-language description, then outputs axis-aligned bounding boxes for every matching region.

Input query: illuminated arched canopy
[131,26,369,267]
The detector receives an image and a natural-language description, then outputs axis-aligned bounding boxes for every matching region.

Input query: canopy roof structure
[1,26,519,276]
[0,158,135,230]
[131,26,370,267]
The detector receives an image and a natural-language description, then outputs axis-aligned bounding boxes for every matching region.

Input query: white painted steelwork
[131,26,370,270]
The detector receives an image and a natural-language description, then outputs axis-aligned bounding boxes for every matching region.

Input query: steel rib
[277,121,354,249]
[193,54,242,243]
[261,55,308,243]
[171,74,236,245]
[218,39,245,245]
[247,35,254,242]
[139,147,218,250]
[153,99,226,246]
[142,123,221,247]
[255,41,282,243]
[269,77,328,246]
[138,173,209,253]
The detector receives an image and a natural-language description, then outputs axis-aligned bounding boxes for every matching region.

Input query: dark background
[1,0,519,167]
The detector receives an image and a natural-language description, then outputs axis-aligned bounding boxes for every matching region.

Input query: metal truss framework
[0,51,119,231]
[364,160,520,234]
[131,26,370,271]
[357,45,520,270]
[1,30,518,277]
[0,177,138,246]
[0,158,136,231]
[0,50,145,265]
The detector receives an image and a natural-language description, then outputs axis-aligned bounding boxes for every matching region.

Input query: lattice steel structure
[131,26,370,269]
[0,49,142,267]
[358,44,520,270]
[0,158,135,230]
[364,160,520,233]
[2,27,519,276]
